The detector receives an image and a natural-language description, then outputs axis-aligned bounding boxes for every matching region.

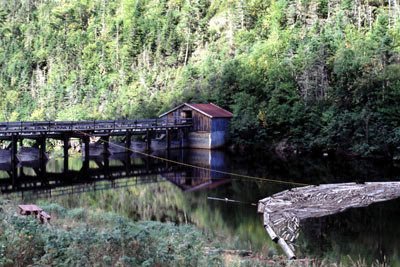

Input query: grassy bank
[0,199,303,266]
[1,198,391,266]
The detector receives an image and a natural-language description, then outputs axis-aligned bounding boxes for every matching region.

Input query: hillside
[0,0,399,156]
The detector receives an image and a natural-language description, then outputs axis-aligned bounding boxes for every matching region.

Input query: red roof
[187,103,233,118]
[159,103,233,118]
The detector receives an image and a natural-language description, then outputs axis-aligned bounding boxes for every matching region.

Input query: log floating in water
[258,182,400,259]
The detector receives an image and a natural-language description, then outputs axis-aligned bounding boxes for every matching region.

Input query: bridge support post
[125,151,131,174]
[104,154,109,174]
[39,134,46,162]
[103,135,109,155]
[125,131,132,152]
[145,155,149,171]
[63,135,69,173]
[146,129,151,152]
[10,158,18,189]
[166,129,171,150]
[83,135,90,167]
[38,134,47,175]
[178,129,183,148]
[10,134,18,188]
[11,134,18,165]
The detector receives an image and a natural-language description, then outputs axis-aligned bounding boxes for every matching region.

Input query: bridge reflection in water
[0,149,231,200]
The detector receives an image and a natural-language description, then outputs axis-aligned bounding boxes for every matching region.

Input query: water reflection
[1,149,400,265]
[0,149,233,200]
[163,149,231,192]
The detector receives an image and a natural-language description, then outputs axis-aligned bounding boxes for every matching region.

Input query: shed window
[182,110,192,118]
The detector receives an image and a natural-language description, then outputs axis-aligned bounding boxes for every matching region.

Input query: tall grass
[0,200,229,266]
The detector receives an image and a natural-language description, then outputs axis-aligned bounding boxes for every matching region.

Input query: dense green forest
[0,0,399,156]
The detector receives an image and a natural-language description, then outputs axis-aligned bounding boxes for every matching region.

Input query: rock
[274,139,297,158]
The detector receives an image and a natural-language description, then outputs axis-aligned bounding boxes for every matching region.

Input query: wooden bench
[39,211,51,224]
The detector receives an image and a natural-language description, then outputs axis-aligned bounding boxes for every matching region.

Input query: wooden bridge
[0,118,192,138]
[0,118,193,168]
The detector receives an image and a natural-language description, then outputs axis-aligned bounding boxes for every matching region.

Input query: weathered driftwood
[264,224,278,242]
[277,238,296,260]
[259,182,400,259]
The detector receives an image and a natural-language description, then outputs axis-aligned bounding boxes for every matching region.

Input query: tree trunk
[358,4,361,31]
[369,5,372,30]
[184,25,190,65]
[116,19,120,68]
[389,0,392,29]
[101,0,106,71]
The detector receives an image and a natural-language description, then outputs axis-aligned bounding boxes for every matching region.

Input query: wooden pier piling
[63,135,69,173]
[103,135,109,155]
[146,129,151,152]
[125,131,131,151]
[84,136,90,159]
[39,134,46,162]
[11,134,18,165]
[166,129,171,150]
[178,129,183,148]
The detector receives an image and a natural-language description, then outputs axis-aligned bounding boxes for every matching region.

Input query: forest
[0,0,399,157]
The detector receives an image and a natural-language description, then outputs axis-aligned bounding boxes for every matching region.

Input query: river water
[1,149,400,264]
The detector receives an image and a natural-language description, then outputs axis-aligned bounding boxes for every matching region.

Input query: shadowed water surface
[1,149,400,264]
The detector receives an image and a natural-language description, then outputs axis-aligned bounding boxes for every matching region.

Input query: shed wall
[210,118,230,148]
[161,104,231,149]
[192,111,211,132]
[162,106,211,132]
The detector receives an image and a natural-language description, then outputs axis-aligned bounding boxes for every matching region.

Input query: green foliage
[0,201,226,266]
[0,0,399,157]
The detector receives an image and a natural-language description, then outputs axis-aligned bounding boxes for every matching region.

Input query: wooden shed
[159,103,233,149]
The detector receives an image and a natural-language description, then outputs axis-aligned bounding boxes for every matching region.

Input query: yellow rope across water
[77,131,310,187]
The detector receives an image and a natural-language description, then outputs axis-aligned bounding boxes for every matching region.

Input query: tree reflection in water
[1,149,400,264]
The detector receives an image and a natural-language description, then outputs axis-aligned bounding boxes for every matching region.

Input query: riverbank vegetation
[0,0,399,157]
[1,198,278,266]
[1,194,392,266]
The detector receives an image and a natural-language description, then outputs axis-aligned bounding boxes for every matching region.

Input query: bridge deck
[0,118,192,139]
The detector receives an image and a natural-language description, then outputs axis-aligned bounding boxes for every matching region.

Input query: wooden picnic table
[18,204,42,217]
[18,204,51,223]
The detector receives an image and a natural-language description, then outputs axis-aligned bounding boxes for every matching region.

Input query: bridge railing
[0,118,192,134]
